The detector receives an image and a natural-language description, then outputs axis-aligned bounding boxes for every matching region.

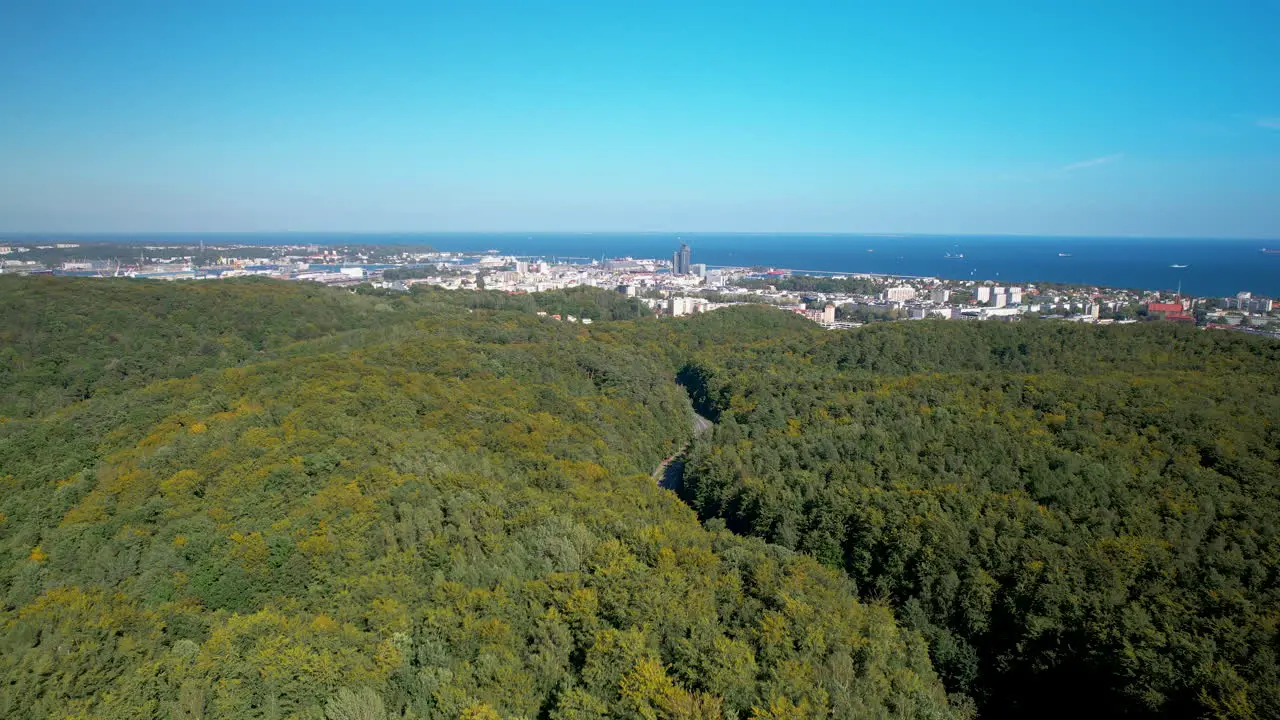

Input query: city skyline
[2,2,1278,237]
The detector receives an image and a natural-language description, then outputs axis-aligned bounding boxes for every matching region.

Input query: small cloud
[1258,118,1280,130]
[1062,153,1124,171]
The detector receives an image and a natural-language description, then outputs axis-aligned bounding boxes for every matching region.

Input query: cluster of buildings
[0,243,78,273]
[665,295,712,316]
[1222,292,1273,314]
[972,285,1024,307]
[737,271,1277,333]
[0,242,444,285]
[4,239,1277,334]
[0,243,78,254]
[790,303,840,325]
[390,247,729,311]
[741,275,1106,324]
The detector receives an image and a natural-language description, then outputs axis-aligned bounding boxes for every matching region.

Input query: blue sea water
[8,232,1280,298]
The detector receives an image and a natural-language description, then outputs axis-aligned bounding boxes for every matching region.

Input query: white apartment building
[882,286,917,302]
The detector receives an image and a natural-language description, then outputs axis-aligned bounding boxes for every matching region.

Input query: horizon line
[2,230,1279,242]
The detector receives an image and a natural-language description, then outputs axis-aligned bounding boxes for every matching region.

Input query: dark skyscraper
[673,243,691,275]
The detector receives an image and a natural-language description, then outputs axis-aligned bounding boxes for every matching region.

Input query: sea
[8,232,1280,298]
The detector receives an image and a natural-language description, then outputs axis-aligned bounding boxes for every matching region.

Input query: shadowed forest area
[675,316,1280,719]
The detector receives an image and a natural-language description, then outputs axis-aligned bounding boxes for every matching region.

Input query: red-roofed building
[1146,300,1194,322]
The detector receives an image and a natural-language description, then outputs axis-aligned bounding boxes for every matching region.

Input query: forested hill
[0,278,957,720]
[677,317,1280,719]
[0,278,653,420]
[5,277,1277,720]
[0,276,430,419]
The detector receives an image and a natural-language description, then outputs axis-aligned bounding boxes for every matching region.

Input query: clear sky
[2,0,1278,237]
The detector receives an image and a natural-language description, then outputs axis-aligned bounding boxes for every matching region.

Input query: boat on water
[944,252,965,259]
[1058,252,1072,257]
[1170,264,1189,269]
[1262,248,1280,254]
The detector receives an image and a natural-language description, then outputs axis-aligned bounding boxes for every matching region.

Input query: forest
[414,285,653,322]
[676,316,1280,719]
[2,277,1277,720]
[0,278,954,720]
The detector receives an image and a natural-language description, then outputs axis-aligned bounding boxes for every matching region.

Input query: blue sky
[1,0,1278,237]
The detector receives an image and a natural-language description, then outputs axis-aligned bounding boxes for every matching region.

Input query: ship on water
[1058,252,1072,257]
[944,252,964,259]
[1262,248,1280,254]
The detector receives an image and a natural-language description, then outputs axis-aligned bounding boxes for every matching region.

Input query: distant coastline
[2,232,1277,297]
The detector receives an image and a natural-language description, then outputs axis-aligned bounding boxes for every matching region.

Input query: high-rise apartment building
[671,243,692,275]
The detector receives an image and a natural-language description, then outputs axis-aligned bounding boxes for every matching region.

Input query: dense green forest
[413,285,653,322]
[0,276,433,419]
[0,278,651,421]
[0,278,955,719]
[676,316,1280,719]
[5,278,1278,720]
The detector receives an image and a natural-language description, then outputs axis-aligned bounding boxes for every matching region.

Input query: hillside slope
[0,276,443,419]
[0,279,958,720]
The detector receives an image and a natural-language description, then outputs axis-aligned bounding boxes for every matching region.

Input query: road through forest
[652,411,713,491]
